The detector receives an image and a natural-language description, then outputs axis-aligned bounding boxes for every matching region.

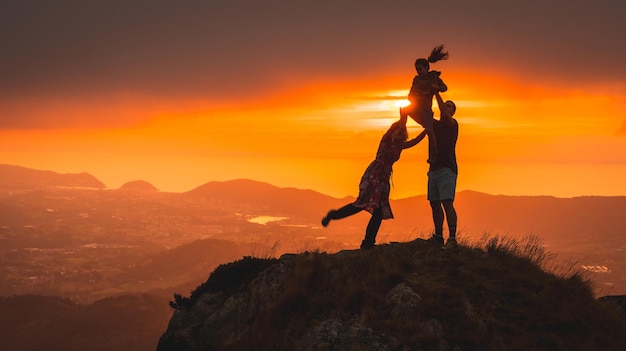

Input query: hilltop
[157,238,626,351]
[0,164,104,190]
[118,180,158,192]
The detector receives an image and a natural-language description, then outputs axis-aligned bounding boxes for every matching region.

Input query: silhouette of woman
[322,111,427,249]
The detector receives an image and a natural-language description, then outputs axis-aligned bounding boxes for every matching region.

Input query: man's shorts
[427,167,457,201]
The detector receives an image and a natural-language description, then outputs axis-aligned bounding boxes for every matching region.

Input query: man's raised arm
[434,91,454,125]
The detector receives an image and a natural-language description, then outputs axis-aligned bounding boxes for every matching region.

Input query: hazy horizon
[4,163,626,200]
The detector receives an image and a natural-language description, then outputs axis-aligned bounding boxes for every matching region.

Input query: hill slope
[185,178,354,222]
[119,180,158,191]
[0,164,105,189]
[0,294,171,351]
[157,238,626,351]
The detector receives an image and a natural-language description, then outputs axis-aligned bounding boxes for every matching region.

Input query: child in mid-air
[401,45,449,162]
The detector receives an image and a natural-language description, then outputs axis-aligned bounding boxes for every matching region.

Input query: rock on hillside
[157,239,626,351]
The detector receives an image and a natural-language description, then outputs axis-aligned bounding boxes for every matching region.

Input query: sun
[379,89,410,108]
[394,99,411,108]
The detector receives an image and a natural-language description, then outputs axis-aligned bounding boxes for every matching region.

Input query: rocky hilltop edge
[157,238,626,351]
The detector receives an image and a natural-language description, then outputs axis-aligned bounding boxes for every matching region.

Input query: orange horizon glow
[1,69,625,199]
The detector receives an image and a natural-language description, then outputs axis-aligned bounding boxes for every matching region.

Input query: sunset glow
[2,1,625,199]
[2,70,625,198]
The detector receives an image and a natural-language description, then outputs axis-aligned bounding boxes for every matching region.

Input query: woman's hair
[388,121,408,142]
[415,45,449,70]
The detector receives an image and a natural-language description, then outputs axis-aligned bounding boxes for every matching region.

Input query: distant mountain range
[1,164,625,295]
[2,163,624,248]
[0,164,105,189]
[185,178,625,252]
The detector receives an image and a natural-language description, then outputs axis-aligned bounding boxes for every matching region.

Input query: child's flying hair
[414,45,449,70]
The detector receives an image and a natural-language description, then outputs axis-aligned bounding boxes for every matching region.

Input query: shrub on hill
[169,256,280,310]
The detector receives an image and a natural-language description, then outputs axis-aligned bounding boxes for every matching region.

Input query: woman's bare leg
[322,204,362,227]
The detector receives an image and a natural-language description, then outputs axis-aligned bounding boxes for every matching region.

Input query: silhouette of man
[427,91,458,249]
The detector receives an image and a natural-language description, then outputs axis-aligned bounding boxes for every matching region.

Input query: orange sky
[2,70,625,198]
[1,1,625,198]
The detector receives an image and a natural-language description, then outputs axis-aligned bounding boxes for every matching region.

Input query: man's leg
[429,200,445,245]
[442,199,457,240]
[427,169,444,245]
[438,168,457,242]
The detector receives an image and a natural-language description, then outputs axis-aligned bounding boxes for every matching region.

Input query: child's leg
[407,106,438,163]
[427,129,438,163]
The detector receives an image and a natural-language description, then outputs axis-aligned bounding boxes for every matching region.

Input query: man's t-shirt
[429,118,458,174]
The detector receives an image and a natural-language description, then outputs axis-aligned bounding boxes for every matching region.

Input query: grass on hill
[169,235,626,350]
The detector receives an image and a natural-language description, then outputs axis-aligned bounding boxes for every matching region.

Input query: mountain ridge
[0,164,105,190]
[5,163,624,200]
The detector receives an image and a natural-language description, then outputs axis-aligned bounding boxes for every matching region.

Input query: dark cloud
[0,1,410,99]
[1,0,625,127]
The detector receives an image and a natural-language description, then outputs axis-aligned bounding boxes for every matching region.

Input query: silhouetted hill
[117,238,259,291]
[0,164,105,190]
[119,180,158,192]
[185,179,354,222]
[133,238,250,278]
[0,294,171,351]
[452,190,625,245]
[184,180,626,249]
[158,239,626,351]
